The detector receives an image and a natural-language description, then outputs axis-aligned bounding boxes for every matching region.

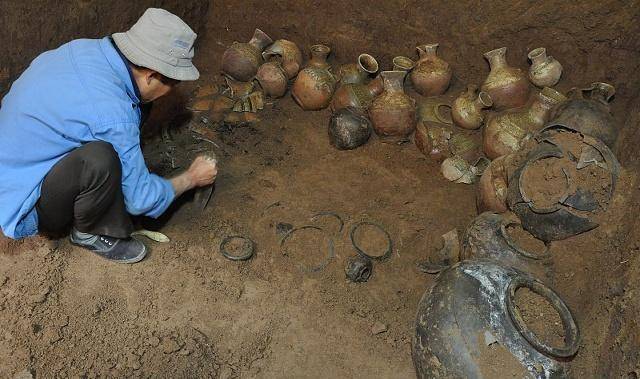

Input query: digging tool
[193,153,218,212]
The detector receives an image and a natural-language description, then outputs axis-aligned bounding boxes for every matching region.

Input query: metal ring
[505,277,581,358]
[310,211,345,233]
[349,221,393,261]
[220,235,255,261]
[280,225,335,273]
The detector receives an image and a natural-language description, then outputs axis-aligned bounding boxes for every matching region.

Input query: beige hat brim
[112,32,200,81]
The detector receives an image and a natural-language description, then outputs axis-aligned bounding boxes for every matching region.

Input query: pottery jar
[481,47,530,111]
[477,155,511,213]
[550,82,617,148]
[413,259,580,379]
[256,61,288,98]
[392,56,416,72]
[528,47,563,88]
[415,122,452,162]
[336,53,379,85]
[222,29,273,82]
[262,39,303,80]
[451,85,493,130]
[369,70,417,139]
[483,87,567,159]
[410,44,452,96]
[331,76,384,112]
[291,44,337,111]
[328,107,372,150]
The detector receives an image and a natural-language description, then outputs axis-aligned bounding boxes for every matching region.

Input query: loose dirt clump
[505,223,547,257]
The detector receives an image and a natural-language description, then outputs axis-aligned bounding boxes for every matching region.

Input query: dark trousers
[36,141,133,239]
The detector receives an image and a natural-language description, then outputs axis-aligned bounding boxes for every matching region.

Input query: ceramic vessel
[481,47,530,111]
[452,85,493,130]
[415,123,452,162]
[329,107,372,150]
[256,61,288,98]
[477,155,511,213]
[550,82,617,148]
[413,259,580,379]
[336,53,379,85]
[528,47,563,88]
[392,56,415,72]
[262,39,303,79]
[331,76,384,112]
[222,29,273,82]
[410,44,452,96]
[369,71,417,139]
[291,45,337,110]
[483,87,566,159]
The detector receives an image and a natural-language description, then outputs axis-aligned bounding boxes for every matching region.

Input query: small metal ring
[349,221,393,261]
[220,235,255,261]
[280,225,335,273]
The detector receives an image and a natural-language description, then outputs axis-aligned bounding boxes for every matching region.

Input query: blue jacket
[0,37,175,239]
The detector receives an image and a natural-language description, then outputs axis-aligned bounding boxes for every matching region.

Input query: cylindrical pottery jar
[550,82,617,148]
[262,39,304,80]
[328,107,372,150]
[336,53,379,85]
[222,29,273,82]
[413,259,580,379]
[291,44,337,111]
[452,85,493,130]
[331,76,384,112]
[483,87,567,159]
[481,47,530,111]
[256,61,288,98]
[410,44,452,96]
[392,56,415,72]
[369,70,417,139]
[477,155,510,213]
[528,47,563,88]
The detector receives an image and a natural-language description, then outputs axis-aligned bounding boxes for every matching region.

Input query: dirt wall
[0,0,210,95]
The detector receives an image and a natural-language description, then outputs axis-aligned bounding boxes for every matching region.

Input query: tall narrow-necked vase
[369,71,417,139]
[481,47,530,111]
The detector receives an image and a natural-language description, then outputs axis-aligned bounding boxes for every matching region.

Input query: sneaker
[70,229,147,264]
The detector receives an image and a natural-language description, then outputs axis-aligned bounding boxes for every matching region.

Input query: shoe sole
[69,237,148,264]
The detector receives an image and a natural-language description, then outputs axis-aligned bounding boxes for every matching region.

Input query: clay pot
[415,122,452,162]
[448,132,482,162]
[392,56,415,72]
[336,53,379,85]
[528,47,563,88]
[410,44,452,96]
[256,61,288,98]
[328,107,372,150]
[483,87,567,159]
[550,82,617,148]
[481,47,530,111]
[369,71,417,139]
[222,29,273,82]
[477,155,510,213]
[441,156,478,184]
[413,259,580,379]
[262,39,303,80]
[291,45,337,111]
[462,212,551,279]
[452,85,493,130]
[507,124,620,242]
[331,76,384,112]
[417,98,453,125]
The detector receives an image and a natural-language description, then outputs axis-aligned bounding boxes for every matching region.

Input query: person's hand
[187,155,218,188]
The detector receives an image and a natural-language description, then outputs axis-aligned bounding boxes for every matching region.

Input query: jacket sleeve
[92,121,175,218]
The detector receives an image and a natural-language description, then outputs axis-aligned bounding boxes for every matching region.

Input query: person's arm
[170,155,218,197]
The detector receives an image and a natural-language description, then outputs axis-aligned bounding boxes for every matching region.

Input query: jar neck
[381,71,407,93]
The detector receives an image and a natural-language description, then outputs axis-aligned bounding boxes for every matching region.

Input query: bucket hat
[113,8,199,81]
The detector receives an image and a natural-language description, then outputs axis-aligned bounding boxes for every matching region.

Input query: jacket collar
[99,37,141,105]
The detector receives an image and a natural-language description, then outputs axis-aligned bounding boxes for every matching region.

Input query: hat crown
[129,8,196,59]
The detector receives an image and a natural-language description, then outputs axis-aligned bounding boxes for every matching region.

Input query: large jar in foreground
[291,44,337,111]
[369,70,417,139]
[481,47,530,111]
[222,29,273,82]
[410,44,452,97]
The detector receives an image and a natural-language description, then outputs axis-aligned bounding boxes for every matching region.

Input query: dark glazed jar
[481,47,530,111]
[291,44,337,110]
[410,43,452,97]
[222,29,273,82]
[369,70,417,140]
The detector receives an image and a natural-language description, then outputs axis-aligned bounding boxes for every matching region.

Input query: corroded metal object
[291,44,337,110]
[413,259,580,379]
[481,47,530,111]
[222,29,273,82]
[410,43,452,97]
[345,255,373,282]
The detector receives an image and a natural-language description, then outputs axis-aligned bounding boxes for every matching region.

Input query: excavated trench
[1,0,640,377]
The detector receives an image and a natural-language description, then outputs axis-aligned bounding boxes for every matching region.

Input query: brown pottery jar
[331,76,384,112]
[291,44,337,111]
[262,39,303,80]
[256,61,288,98]
[222,29,273,82]
[369,70,417,139]
[528,47,563,88]
[481,47,530,111]
[336,53,379,85]
[483,87,566,159]
[410,44,452,96]
[451,85,493,130]
[477,155,511,213]
[392,56,415,72]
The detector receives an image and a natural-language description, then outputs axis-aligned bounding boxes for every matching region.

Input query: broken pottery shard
[371,321,388,335]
